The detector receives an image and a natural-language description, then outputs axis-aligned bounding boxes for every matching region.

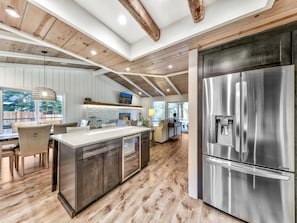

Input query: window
[2,89,35,134]
[168,102,188,132]
[1,88,63,134]
[38,95,63,124]
[168,102,178,119]
[152,101,165,126]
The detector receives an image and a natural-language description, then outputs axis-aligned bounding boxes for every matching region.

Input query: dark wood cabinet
[77,145,121,210]
[77,154,104,210]
[141,131,150,168]
[58,138,121,216]
[201,31,291,78]
[103,148,121,193]
[58,131,150,217]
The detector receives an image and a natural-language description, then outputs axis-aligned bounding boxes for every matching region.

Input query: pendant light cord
[42,50,47,88]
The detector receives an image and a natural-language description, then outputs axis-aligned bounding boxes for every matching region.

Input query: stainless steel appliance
[203,65,295,223]
[122,134,141,182]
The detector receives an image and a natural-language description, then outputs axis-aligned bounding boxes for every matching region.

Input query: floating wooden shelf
[83,101,142,108]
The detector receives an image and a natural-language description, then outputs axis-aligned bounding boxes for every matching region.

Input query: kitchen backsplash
[85,106,141,127]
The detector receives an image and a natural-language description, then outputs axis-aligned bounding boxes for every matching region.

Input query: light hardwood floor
[0,134,243,223]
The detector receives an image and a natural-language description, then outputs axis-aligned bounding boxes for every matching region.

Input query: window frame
[0,87,65,134]
[152,101,166,126]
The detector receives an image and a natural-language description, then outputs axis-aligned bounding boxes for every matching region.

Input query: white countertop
[51,126,151,149]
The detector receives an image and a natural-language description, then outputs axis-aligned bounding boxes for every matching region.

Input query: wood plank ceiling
[0,0,297,98]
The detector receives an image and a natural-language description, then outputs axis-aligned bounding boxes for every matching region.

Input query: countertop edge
[51,126,151,149]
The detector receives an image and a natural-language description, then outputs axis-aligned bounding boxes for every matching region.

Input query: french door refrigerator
[203,65,295,223]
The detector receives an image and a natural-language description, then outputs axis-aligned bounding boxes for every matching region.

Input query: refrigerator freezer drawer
[203,155,295,223]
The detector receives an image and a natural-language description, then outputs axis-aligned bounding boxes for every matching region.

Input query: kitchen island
[51,126,151,217]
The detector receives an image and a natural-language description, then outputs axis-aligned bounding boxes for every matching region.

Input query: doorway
[167,102,188,132]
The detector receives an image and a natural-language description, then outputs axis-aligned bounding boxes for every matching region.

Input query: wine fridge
[122,134,141,182]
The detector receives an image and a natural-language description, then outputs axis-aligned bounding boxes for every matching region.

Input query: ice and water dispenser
[208,115,235,147]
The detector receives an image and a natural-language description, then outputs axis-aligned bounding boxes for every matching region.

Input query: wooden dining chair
[0,141,17,176]
[15,125,52,176]
[48,122,78,150]
[11,121,38,133]
[53,122,78,134]
[41,120,61,125]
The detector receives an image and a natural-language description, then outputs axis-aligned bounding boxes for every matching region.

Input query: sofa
[154,120,169,143]
[154,120,181,143]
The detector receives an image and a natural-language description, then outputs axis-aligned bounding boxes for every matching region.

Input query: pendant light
[32,50,57,101]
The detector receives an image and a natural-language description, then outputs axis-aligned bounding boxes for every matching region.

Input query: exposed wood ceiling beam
[93,69,110,76]
[117,73,152,97]
[0,50,91,65]
[119,0,160,41]
[141,76,165,96]
[188,0,205,23]
[165,76,181,95]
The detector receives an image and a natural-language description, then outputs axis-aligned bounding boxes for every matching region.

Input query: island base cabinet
[58,139,122,217]
[59,144,76,211]
[141,131,150,168]
[103,148,121,193]
[57,130,150,217]
[77,154,104,211]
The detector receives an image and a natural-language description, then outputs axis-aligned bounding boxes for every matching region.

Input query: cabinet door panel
[141,132,150,168]
[104,148,120,193]
[77,154,104,210]
[203,32,291,77]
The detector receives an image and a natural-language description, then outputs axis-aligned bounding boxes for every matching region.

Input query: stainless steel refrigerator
[202,65,295,223]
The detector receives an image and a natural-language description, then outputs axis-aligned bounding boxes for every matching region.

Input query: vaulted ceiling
[1,0,297,98]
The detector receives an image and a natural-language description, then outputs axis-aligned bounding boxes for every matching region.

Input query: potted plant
[141,117,150,127]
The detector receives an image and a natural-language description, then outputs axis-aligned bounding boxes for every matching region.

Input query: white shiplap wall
[0,63,142,123]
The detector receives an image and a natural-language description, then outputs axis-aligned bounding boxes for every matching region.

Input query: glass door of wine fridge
[122,134,141,182]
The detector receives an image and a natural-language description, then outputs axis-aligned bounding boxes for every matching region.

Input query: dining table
[0,133,18,141]
[0,132,58,192]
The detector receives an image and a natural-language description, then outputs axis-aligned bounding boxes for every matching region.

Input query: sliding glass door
[152,101,165,126]
[168,102,188,132]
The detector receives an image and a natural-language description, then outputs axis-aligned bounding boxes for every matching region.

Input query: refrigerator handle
[205,157,290,181]
[235,82,240,153]
[241,81,248,153]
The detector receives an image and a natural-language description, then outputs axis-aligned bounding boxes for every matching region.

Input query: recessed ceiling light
[166,89,170,92]
[118,15,127,25]
[5,6,20,18]
[168,64,173,69]
[125,67,130,72]
[90,50,97,56]
[139,92,142,95]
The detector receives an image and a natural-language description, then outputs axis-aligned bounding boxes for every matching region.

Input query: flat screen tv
[119,92,132,104]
